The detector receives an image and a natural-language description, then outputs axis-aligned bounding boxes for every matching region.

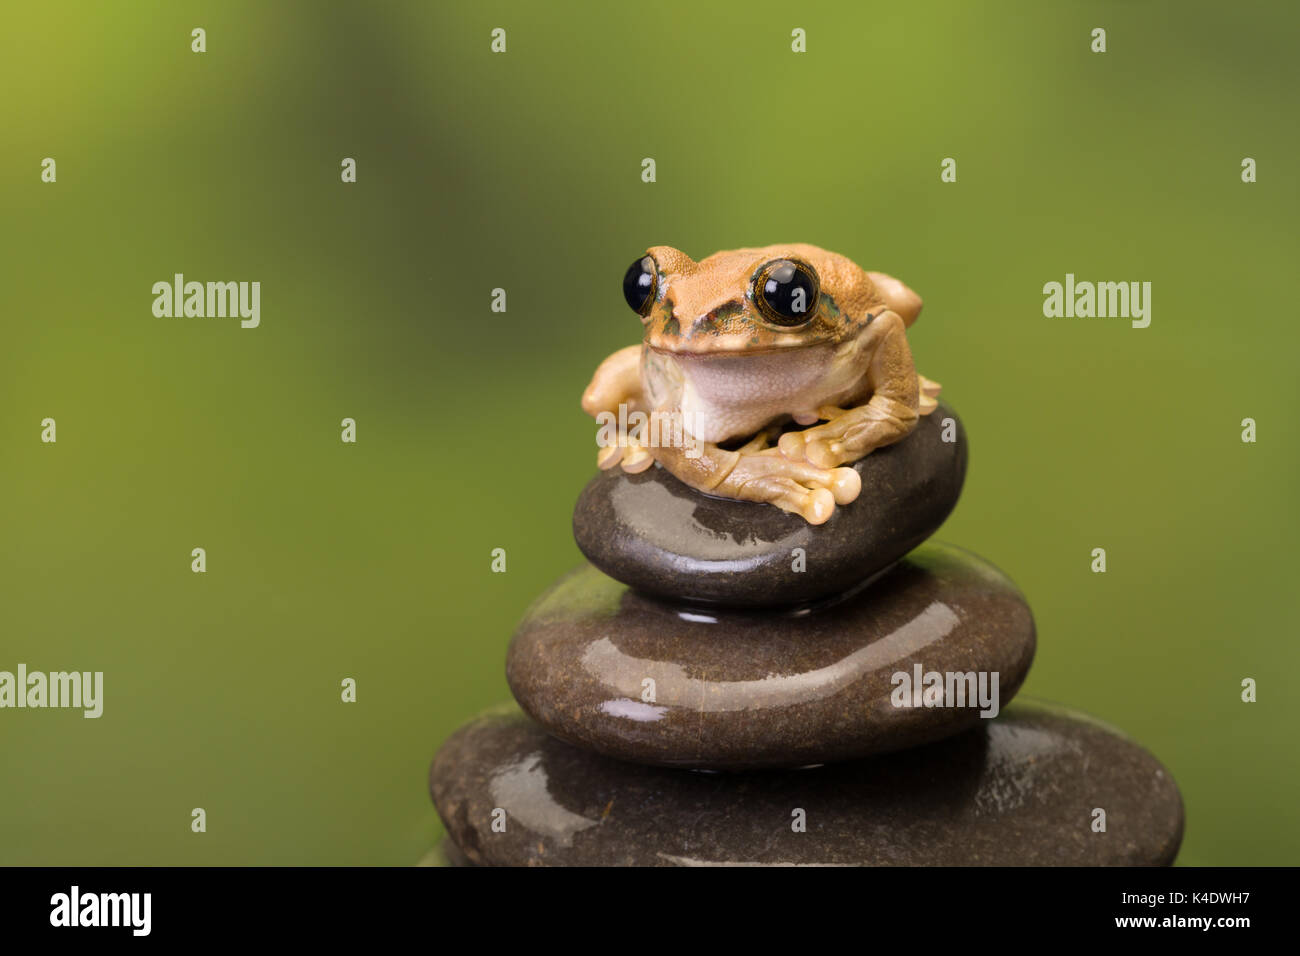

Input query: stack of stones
[428,403,1184,866]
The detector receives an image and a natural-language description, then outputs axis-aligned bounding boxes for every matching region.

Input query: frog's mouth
[645,337,827,358]
[665,345,834,394]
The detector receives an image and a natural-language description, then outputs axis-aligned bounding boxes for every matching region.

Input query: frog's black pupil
[759,259,818,326]
[622,256,656,314]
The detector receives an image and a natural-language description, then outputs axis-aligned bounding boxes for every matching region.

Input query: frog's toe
[778,466,856,519]
[743,476,835,525]
[621,445,654,473]
[829,466,861,505]
[801,487,836,524]
[804,438,847,469]
[597,444,625,470]
[917,374,942,416]
[777,431,808,461]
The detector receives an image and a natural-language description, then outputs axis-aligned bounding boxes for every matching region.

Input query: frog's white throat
[643,344,865,446]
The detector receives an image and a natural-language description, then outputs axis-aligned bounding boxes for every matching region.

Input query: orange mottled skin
[583,244,937,525]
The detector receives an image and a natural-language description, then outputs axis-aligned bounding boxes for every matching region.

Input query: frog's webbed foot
[655,438,860,525]
[721,448,861,524]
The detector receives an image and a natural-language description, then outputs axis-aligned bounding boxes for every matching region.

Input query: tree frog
[582,244,940,524]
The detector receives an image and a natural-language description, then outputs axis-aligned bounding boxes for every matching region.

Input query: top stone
[574,400,967,608]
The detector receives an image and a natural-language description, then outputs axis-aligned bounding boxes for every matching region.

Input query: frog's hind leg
[918,373,942,416]
[653,440,860,525]
[866,271,923,327]
[728,451,863,524]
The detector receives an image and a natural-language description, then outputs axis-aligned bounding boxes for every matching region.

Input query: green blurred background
[2,0,1296,865]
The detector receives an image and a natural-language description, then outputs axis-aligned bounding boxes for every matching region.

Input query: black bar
[0,866,1284,941]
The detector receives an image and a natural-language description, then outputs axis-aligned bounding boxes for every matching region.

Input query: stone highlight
[506,543,1034,770]
[430,701,1184,867]
[573,401,967,608]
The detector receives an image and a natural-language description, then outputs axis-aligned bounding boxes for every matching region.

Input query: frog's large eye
[622,255,657,316]
[753,258,820,327]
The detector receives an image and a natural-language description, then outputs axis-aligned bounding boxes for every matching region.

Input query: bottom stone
[429,700,1183,866]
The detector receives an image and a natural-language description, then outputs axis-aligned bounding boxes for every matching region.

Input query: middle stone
[506,542,1035,770]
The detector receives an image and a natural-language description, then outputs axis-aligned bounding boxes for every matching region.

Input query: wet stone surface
[430,700,1184,867]
[573,401,968,609]
[506,543,1035,770]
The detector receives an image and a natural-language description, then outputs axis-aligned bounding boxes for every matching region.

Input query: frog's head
[622,243,886,356]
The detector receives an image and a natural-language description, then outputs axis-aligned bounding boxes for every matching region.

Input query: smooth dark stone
[573,400,967,608]
[429,701,1184,867]
[506,543,1034,769]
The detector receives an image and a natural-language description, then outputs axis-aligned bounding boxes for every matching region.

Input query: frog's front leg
[653,438,861,525]
[582,345,655,471]
[582,345,644,418]
[778,310,921,469]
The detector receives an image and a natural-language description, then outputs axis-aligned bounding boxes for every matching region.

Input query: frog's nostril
[689,314,719,336]
[690,302,742,336]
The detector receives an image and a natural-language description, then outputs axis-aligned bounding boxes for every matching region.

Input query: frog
[581,244,940,525]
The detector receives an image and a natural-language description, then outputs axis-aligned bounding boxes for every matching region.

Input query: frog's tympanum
[582,244,940,524]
